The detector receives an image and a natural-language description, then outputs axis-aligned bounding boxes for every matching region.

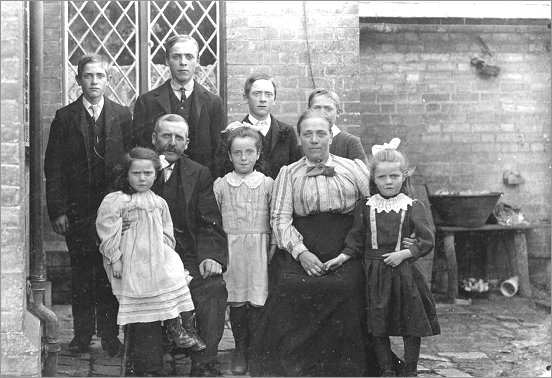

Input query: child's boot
[229,305,249,374]
[165,316,197,349]
[404,361,417,377]
[180,311,206,352]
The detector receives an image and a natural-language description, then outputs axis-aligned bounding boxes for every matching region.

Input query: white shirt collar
[226,170,264,188]
[331,124,341,137]
[82,96,105,116]
[247,114,271,136]
[170,79,194,100]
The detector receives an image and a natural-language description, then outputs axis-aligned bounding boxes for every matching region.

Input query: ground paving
[53,293,551,377]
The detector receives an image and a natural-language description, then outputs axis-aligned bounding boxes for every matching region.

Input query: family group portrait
[1,1,550,377]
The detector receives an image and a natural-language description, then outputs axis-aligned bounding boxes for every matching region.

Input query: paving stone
[435,368,473,377]
[420,354,450,362]
[437,352,489,360]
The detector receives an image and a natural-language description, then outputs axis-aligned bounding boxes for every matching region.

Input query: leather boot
[180,311,207,352]
[165,316,197,349]
[404,362,418,377]
[381,362,396,377]
[229,305,249,374]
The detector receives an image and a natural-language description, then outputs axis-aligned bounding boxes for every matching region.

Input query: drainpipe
[27,1,60,376]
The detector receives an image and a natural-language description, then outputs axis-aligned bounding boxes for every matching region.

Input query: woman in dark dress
[249,110,378,376]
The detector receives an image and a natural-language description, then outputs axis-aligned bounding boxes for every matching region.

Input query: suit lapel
[269,115,280,152]
[72,96,91,161]
[177,157,195,209]
[155,80,172,114]
[192,80,202,128]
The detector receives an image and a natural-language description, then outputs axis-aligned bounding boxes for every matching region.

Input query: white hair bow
[371,137,401,156]
[221,121,263,134]
[159,154,171,169]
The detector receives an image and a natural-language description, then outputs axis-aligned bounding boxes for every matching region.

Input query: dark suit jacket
[44,95,133,231]
[157,156,228,273]
[132,79,225,173]
[241,114,302,180]
[330,129,368,164]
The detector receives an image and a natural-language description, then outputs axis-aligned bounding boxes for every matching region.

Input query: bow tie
[306,163,336,177]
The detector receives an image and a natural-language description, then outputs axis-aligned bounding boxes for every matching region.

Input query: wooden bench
[436,223,550,301]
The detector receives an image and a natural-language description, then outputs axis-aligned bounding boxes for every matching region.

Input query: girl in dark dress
[328,138,440,376]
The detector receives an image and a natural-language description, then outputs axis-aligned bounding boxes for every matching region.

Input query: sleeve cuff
[108,250,123,264]
[291,245,308,260]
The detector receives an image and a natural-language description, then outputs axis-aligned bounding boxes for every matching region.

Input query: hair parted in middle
[164,34,199,60]
[243,73,278,100]
[216,124,270,177]
[296,109,333,134]
[307,87,342,113]
[112,147,161,195]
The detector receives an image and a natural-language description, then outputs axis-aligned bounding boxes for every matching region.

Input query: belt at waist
[223,227,271,235]
[364,249,393,260]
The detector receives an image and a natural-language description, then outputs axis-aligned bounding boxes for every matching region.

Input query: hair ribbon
[371,137,401,156]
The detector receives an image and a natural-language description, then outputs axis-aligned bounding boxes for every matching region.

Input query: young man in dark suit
[44,54,132,355]
[127,114,228,377]
[235,73,302,179]
[308,88,368,164]
[132,35,225,175]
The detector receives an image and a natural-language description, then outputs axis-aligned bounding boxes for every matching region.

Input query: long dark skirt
[249,213,378,377]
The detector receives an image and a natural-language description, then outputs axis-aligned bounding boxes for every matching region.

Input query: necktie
[90,105,99,121]
[306,163,336,177]
[164,165,173,182]
[180,87,186,103]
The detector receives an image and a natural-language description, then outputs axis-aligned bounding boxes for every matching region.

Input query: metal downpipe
[27,2,60,376]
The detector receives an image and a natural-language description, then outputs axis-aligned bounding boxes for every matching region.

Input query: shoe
[166,316,197,349]
[404,361,418,377]
[189,362,223,377]
[101,335,123,357]
[392,353,405,376]
[67,335,91,353]
[180,312,207,352]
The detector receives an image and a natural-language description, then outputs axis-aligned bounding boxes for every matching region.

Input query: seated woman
[249,110,378,377]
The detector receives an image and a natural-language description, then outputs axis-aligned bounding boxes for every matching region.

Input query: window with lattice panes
[64,1,222,109]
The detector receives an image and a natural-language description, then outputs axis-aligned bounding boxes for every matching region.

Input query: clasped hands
[298,234,418,276]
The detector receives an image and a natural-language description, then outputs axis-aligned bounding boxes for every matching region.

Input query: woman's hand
[121,218,131,234]
[112,260,123,278]
[268,245,277,262]
[298,251,326,277]
[402,231,417,249]
[382,249,413,268]
[323,253,351,271]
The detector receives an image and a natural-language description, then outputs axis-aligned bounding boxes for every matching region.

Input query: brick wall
[225,1,361,134]
[360,21,551,221]
[1,2,41,376]
[360,20,551,289]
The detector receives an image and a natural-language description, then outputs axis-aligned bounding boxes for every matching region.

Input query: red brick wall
[225,1,361,135]
[360,21,551,222]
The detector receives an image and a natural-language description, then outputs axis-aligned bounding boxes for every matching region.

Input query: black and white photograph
[1,1,550,377]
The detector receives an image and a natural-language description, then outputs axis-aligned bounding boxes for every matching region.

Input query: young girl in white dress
[213,125,274,374]
[95,147,206,352]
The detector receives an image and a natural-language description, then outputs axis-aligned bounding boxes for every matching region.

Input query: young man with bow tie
[44,53,132,356]
[218,73,302,180]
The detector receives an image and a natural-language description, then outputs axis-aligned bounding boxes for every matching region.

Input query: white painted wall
[360,1,551,19]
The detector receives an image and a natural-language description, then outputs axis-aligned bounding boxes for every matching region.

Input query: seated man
[128,114,228,377]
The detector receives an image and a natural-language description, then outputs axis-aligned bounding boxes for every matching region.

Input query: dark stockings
[374,336,421,377]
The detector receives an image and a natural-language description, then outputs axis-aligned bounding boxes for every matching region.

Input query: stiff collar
[247,114,271,136]
[331,124,341,137]
[170,79,194,99]
[305,154,334,168]
[82,96,105,114]
[227,170,264,188]
[366,193,413,213]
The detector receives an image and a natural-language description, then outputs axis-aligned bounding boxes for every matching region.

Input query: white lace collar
[226,170,264,188]
[366,193,413,213]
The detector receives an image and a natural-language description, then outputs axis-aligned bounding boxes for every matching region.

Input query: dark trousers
[66,233,119,339]
[130,274,228,373]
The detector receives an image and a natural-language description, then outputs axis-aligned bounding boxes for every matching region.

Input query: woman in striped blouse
[249,110,379,377]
